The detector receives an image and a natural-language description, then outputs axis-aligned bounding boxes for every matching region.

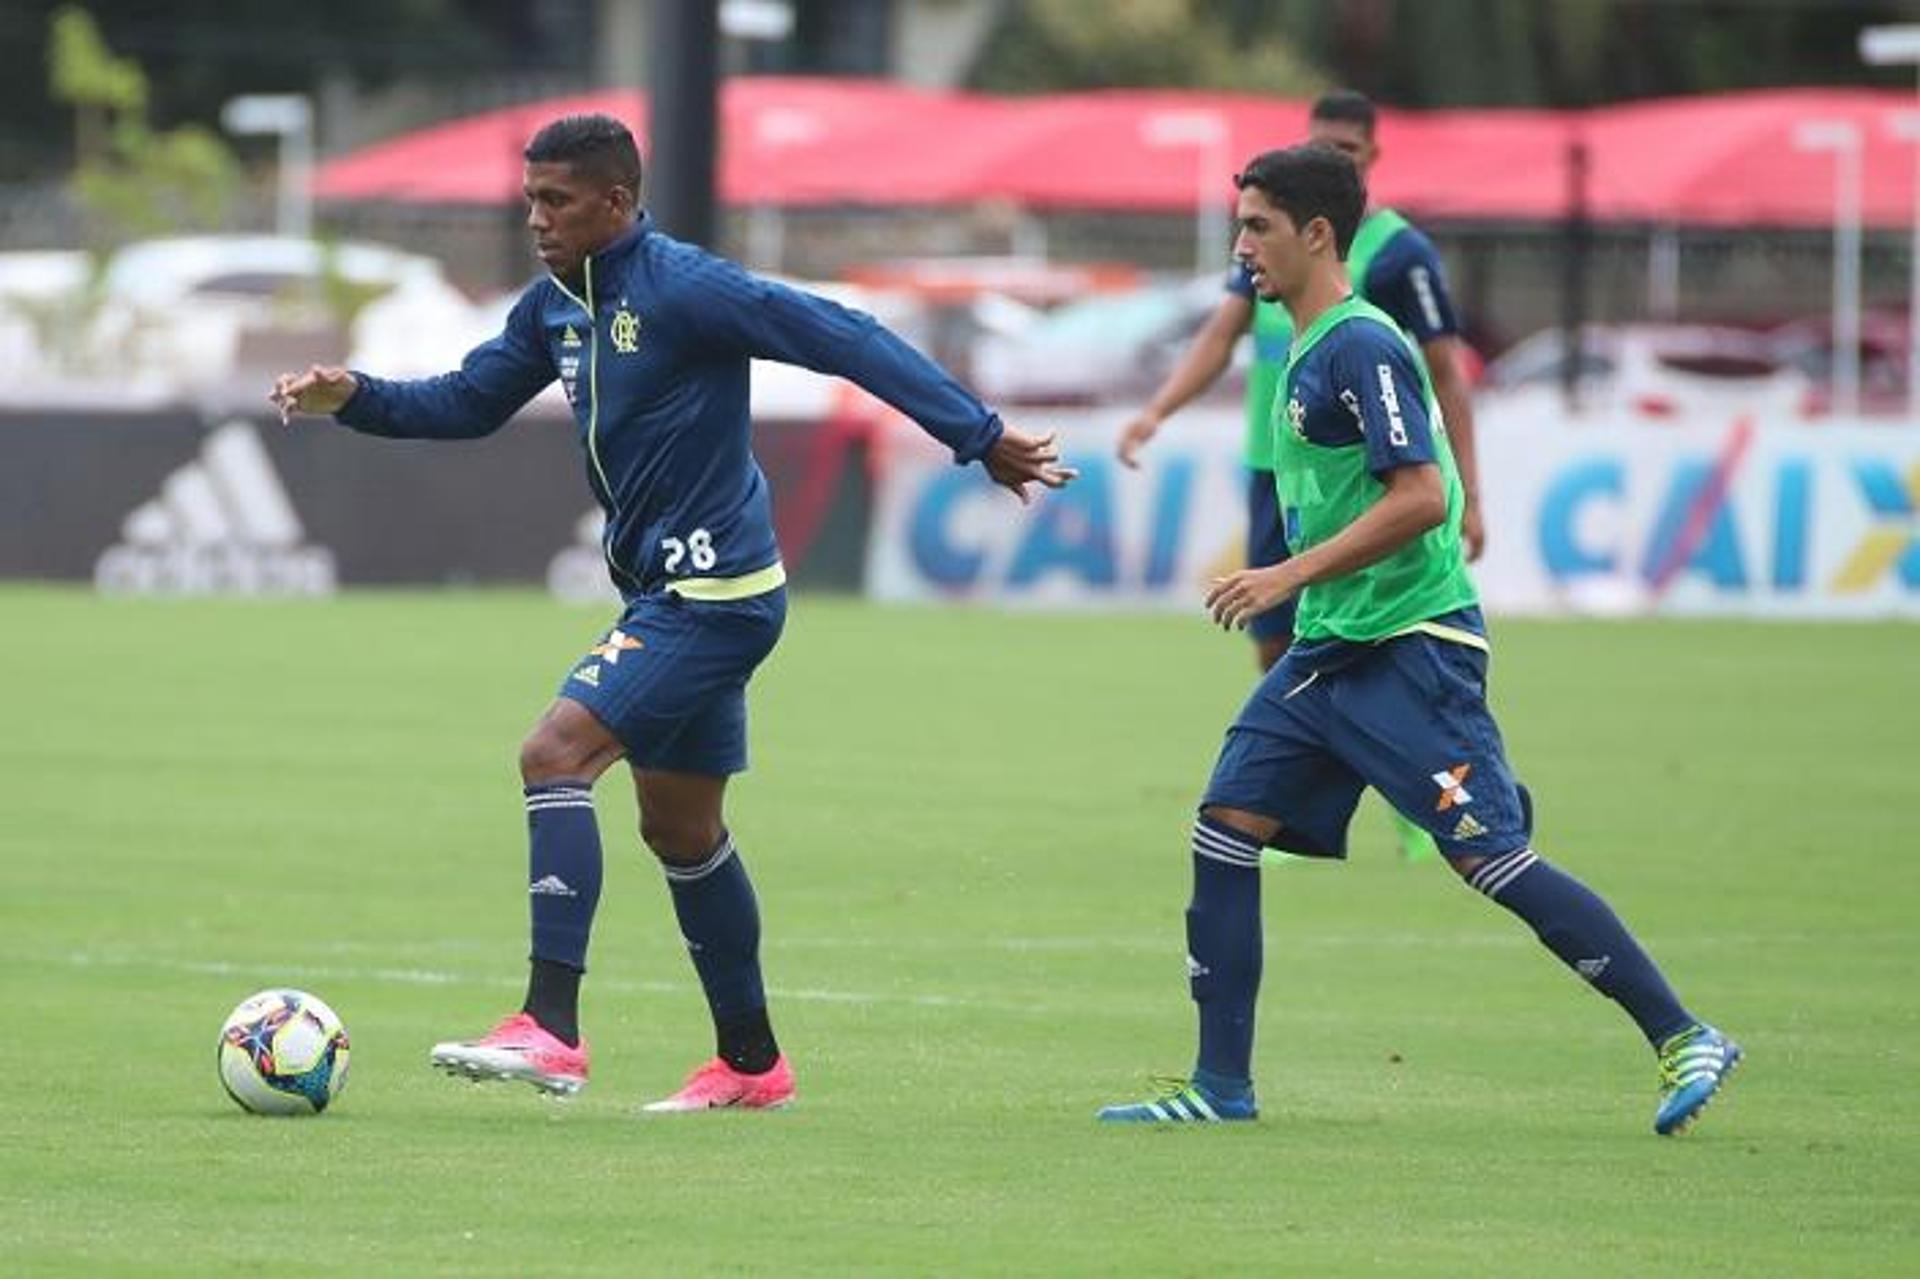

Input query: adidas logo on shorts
[1452,812,1488,840]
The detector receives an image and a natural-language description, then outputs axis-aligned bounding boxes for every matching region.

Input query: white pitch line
[53,950,1068,1016]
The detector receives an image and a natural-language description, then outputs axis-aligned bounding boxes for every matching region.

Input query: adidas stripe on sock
[1193,818,1264,870]
[660,832,740,883]
[1467,847,1538,900]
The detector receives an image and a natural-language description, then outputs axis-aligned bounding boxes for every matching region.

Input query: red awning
[313,79,1008,207]
[313,79,1920,229]
[1578,88,1920,228]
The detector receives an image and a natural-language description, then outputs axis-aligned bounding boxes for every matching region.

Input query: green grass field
[1,586,1915,1275]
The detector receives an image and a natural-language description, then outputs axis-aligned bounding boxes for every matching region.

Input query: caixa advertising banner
[865,408,1920,619]
[864,410,1250,611]
[1471,413,1920,618]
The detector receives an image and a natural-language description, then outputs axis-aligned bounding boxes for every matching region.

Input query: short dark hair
[524,114,643,196]
[1310,89,1377,137]
[1234,145,1366,258]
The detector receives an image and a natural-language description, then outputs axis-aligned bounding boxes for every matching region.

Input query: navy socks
[1188,817,1264,1090]
[521,781,604,1045]
[1468,849,1694,1045]
[516,783,782,1070]
[663,833,780,1074]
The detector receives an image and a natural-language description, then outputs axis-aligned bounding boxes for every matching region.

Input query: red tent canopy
[313,78,1920,229]
[313,79,1008,207]
[1578,88,1919,227]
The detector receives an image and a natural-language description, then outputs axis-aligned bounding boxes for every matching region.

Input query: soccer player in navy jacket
[271,114,1073,1110]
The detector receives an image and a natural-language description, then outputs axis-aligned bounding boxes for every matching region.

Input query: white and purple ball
[217,989,350,1115]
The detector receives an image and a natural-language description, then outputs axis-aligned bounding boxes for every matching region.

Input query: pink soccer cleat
[642,1055,795,1112]
[429,1012,589,1097]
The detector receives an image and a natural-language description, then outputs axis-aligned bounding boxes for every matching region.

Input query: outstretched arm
[1117,292,1252,469]
[268,290,554,440]
[691,261,1073,497]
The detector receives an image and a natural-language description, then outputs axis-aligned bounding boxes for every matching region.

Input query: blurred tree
[972,0,1326,96]
[1302,0,1920,108]
[974,0,1920,105]
[0,0,559,181]
[48,3,144,164]
[47,6,239,244]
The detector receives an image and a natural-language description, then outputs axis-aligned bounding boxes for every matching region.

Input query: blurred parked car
[1766,310,1910,418]
[972,274,1241,406]
[842,257,1141,384]
[1480,323,1809,420]
[0,236,470,406]
[0,251,97,396]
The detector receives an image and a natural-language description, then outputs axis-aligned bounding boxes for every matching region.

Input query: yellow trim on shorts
[663,561,787,602]
[1395,620,1491,653]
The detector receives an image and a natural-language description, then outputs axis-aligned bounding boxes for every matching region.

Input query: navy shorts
[1245,468,1296,643]
[557,587,787,775]
[1202,627,1531,860]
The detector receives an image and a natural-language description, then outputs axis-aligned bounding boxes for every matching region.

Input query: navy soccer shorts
[1202,628,1532,860]
[556,587,787,775]
[1245,468,1296,643]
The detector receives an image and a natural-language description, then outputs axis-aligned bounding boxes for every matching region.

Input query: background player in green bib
[1098,146,1740,1137]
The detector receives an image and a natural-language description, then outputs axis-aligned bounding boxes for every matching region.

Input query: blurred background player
[1098,145,1739,1135]
[1118,88,1481,865]
[270,114,1073,1112]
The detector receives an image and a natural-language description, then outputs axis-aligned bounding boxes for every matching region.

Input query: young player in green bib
[1098,145,1740,1137]
[1119,90,1486,676]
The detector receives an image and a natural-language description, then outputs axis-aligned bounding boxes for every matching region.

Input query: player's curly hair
[1233,145,1365,259]
[525,114,643,198]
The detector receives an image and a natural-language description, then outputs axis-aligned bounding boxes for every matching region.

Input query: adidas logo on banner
[94,420,336,596]
[547,508,621,603]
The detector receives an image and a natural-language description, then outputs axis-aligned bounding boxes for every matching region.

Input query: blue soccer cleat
[1097,1076,1257,1124]
[1653,1023,1743,1136]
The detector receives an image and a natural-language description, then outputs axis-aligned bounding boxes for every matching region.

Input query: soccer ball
[217,989,351,1115]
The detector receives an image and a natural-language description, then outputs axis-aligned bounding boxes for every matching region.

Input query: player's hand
[1461,494,1486,562]
[269,365,359,424]
[1116,411,1162,470]
[984,425,1078,505]
[1205,564,1300,631]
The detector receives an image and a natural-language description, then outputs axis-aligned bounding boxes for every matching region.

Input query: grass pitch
[1,587,1915,1275]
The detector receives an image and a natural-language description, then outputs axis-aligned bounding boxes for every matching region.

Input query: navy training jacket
[336,216,1003,598]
